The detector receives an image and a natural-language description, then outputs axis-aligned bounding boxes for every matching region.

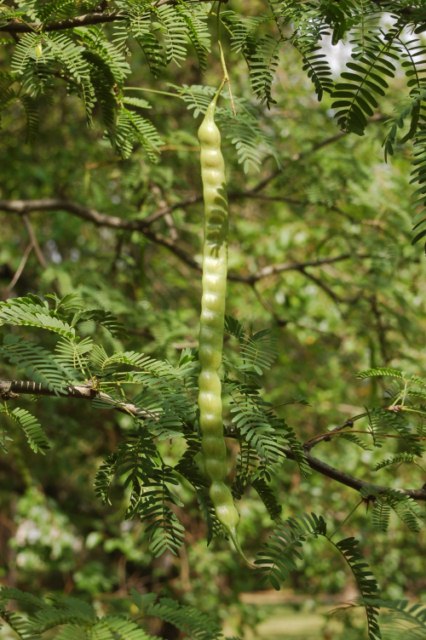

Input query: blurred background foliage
[0,1,425,638]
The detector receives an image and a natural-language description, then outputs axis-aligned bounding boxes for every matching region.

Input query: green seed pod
[209,481,240,529]
[197,94,241,539]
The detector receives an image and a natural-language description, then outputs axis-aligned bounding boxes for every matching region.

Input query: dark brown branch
[0,198,144,230]
[299,268,358,305]
[0,198,370,286]
[0,1,227,33]
[241,254,364,285]
[301,450,426,501]
[0,12,124,33]
[0,379,153,419]
[2,378,424,500]
[298,411,426,500]
[283,448,426,502]
[0,198,200,272]
[304,414,365,450]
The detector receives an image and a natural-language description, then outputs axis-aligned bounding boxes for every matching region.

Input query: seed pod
[197,96,240,541]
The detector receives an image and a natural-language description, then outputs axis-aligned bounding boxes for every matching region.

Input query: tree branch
[0,12,124,34]
[0,1,227,33]
[0,379,154,420]
[295,449,426,502]
[298,268,358,305]
[0,198,200,272]
[241,254,365,285]
[0,198,370,287]
[1,378,424,501]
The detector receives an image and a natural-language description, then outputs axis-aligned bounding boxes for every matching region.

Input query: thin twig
[22,214,47,268]
[304,413,367,450]
[218,40,236,116]
[245,116,388,195]
[6,244,33,292]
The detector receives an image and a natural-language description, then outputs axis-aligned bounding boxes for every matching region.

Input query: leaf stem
[126,87,178,99]
[329,499,364,540]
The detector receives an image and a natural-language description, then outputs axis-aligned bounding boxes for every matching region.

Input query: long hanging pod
[197,90,254,567]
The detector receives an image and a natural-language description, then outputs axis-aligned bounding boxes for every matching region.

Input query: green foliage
[379,600,426,640]
[221,11,279,107]
[332,537,381,640]
[1,406,50,454]
[0,296,76,339]
[367,489,423,533]
[0,336,71,393]
[332,34,397,136]
[132,592,225,640]
[0,587,239,640]
[97,429,185,556]
[255,514,382,638]
[0,2,426,637]
[4,0,426,237]
[254,513,327,589]
[0,294,307,555]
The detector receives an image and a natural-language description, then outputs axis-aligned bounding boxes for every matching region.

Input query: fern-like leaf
[255,513,327,589]
[7,407,50,453]
[221,12,279,106]
[135,594,223,640]
[332,34,398,135]
[176,3,210,70]
[252,477,282,520]
[358,367,406,380]
[114,106,163,160]
[374,453,417,470]
[91,616,156,640]
[0,335,69,393]
[302,49,334,100]
[332,537,381,640]
[379,600,426,640]
[0,296,75,339]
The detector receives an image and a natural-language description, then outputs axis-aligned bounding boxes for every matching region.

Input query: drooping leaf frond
[379,599,426,640]
[0,587,162,640]
[132,593,224,640]
[255,514,381,639]
[0,336,71,393]
[332,34,398,136]
[221,11,279,106]
[97,427,185,556]
[254,513,327,589]
[0,296,75,339]
[252,476,282,520]
[3,406,50,453]
[332,537,381,640]
[114,105,163,160]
